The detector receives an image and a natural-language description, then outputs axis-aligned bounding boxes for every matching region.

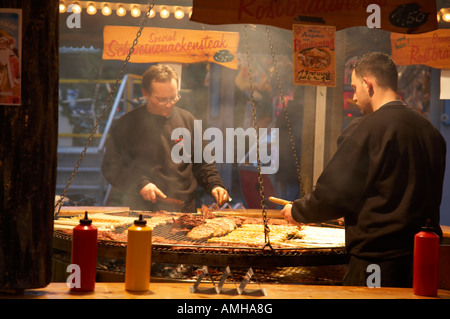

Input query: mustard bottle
[125,214,152,291]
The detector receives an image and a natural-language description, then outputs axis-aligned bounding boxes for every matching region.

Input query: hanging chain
[243,25,272,251]
[54,1,155,217]
[265,26,305,198]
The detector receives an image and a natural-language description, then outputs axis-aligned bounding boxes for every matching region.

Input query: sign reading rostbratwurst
[390,29,450,69]
[102,26,240,69]
[190,0,437,34]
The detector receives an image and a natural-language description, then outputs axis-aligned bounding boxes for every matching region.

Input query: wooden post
[207,63,236,190]
[0,1,58,291]
[300,86,316,193]
[313,86,327,185]
[325,30,345,165]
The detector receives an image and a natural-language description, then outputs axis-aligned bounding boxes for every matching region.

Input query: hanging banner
[293,24,336,87]
[0,8,21,106]
[191,0,437,34]
[102,26,240,69]
[390,29,450,69]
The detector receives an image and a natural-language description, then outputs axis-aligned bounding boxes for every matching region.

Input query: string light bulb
[59,1,67,13]
[116,4,126,17]
[70,2,82,14]
[439,8,450,23]
[102,3,112,16]
[160,6,170,19]
[131,5,141,17]
[442,10,450,22]
[57,2,194,20]
[174,7,184,19]
[86,2,97,15]
[443,13,450,22]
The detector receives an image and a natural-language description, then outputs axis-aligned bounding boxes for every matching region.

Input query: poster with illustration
[0,9,21,105]
[293,24,336,87]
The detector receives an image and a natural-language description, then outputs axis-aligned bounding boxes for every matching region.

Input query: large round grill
[52,208,348,283]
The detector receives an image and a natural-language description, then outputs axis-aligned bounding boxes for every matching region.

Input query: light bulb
[440,8,450,23]
[59,1,67,13]
[160,7,170,19]
[443,12,450,22]
[174,7,184,19]
[86,2,97,15]
[116,4,126,17]
[131,5,141,17]
[71,2,82,14]
[102,3,112,16]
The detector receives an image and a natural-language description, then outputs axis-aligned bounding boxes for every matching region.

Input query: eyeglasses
[151,93,181,106]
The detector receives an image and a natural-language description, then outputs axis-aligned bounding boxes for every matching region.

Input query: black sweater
[102,105,226,211]
[291,101,446,259]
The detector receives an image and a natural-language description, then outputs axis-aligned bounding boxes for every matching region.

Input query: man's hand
[139,183,166,203]
[211,186,229,206]
[280,203,303,226]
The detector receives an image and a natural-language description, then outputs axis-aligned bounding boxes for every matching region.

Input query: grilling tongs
[269,196,344,228]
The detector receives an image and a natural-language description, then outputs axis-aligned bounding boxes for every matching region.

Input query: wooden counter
[2,282,450,299]
[47,207,450,303]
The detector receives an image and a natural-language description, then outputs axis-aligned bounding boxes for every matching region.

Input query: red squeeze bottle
[413,221,440,296]
[71,211,98,292]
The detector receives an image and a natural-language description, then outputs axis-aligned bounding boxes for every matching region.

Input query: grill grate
[54,210,347,256]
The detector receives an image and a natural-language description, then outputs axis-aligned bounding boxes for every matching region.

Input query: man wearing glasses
[102,64,229,213]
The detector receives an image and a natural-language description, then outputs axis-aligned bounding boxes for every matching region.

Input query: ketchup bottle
[71,211,98,292]
[413,221,440,296]
[125,214,152,291]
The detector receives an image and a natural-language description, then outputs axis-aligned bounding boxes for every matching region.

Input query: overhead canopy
[190,0,437,34]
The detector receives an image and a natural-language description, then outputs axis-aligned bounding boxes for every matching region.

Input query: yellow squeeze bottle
[125,214,152,291]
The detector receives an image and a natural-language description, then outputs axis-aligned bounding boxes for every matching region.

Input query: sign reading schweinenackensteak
[102,26,240,69]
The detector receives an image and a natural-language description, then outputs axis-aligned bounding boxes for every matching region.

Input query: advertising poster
[391,29,450,99]
[391,29,450,69]
[0,9,21,106]
[103,26,240,70]
[293,24,336,87]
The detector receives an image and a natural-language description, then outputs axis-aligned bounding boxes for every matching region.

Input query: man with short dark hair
[102,64,229,212]
[281,52,446,287]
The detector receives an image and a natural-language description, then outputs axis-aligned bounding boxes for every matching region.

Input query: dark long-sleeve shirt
[102,105,226,211]
[291,101,446,259]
